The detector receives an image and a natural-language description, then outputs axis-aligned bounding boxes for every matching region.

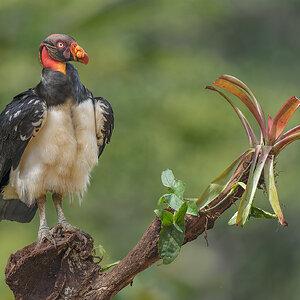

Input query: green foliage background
[0,0,299,299]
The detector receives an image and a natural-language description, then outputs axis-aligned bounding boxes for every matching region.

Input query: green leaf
[236,145,272,226]
[173,179,186,198]
[158,225,185,264]
[264,156,288,226]
[154,209,174,226]
[249,205,277,220]
[186,201,199,216]
[197,148,254,208]
[157,195,166,206]
[158,202,187,264]
[164,193,185,211]
[161,169,186,199]
[161,169,176,188]
[174,202,188,232]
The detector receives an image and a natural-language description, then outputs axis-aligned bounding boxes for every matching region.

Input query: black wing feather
[0,88,46,223]
[94,97,114,157]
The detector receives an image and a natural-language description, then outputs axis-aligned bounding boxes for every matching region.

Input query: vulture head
[39,34,89,74]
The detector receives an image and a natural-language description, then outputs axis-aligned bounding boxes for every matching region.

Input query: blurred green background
[0,0,300,299]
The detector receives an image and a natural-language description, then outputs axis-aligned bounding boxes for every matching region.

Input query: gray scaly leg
[52,193,78,232]
[37,195,55,246]
[52,193,91,243]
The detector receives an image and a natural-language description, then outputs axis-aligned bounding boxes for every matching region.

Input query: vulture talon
[37,226,56,248]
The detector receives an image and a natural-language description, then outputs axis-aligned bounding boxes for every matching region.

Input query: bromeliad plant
[197,75,300,227]
[156,75,299,265]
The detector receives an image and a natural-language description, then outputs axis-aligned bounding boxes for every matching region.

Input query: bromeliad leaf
[229,182,247,196]
[273,131,300,155]
[269,96,300,143]
[249,205,277,220]
[206,86,258,147]
[264,156,288,226]
[197,148,254,209]
[213,78,267,140]
[228,205,276,225]
[219,75,266,130]
[236,146,272,226]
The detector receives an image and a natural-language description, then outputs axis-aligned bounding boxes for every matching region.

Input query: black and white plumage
[0,34,114,243]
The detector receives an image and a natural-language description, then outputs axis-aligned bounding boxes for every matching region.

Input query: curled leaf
[213,78,267,140]
[219,75,266,130]
[206,85,258,147]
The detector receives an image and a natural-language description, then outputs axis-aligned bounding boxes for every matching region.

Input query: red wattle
[40,47,66,74]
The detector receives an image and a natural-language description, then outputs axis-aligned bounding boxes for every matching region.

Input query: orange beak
[70,43,89,65]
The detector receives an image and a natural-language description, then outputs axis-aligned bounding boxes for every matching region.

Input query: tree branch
[5,155,251,300]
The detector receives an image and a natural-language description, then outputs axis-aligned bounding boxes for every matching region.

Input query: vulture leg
[37,195,55,245]
[52,193,78,232]
[52,193,90,244]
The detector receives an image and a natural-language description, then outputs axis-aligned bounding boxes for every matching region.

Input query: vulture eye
[57,41,65,48]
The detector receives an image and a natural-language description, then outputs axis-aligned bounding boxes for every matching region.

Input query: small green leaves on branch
[158,169,199,216]
[155,170,199,264]
[155,202,187,264]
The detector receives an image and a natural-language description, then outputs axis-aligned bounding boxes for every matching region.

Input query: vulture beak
[70,43,89,65]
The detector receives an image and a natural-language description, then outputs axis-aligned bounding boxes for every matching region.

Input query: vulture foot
[51,222,92,245]
[37,226,56,248]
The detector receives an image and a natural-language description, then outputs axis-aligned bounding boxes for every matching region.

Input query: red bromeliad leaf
[272,131,300,155]
[275,125,300,143]
[213,78,267,141]
[206,85,258,147]
[269,96,300,143]
[267,115,273,136]
[219,75,266,129]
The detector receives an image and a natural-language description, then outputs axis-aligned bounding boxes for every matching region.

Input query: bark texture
[5,155,251,300]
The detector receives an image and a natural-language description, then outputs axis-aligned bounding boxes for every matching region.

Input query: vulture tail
[0,197,37,223]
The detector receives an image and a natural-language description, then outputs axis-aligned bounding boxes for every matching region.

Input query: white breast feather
[5,98,98,206]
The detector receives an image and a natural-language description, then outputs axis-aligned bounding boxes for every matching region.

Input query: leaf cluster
[155,169,198,264]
